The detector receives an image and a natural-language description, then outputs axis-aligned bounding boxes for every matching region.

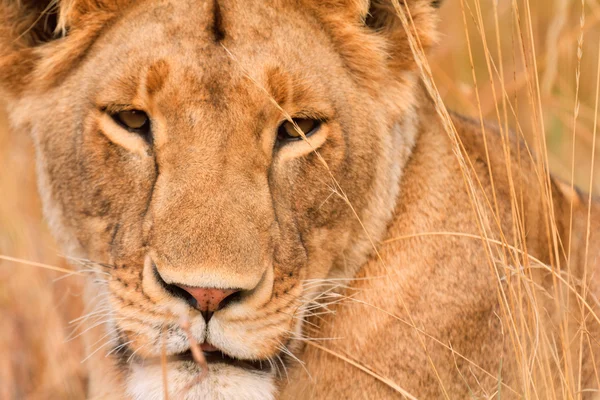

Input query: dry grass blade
[384,231,600,328]
[179,317,208,373]
[567,0,587,269]
[0,254,81,275]
[172,317,209,398]
[161,329,170,400]
[306,342,418,400]
[579,40,600,395]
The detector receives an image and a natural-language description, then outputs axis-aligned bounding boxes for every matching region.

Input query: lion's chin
[127,360,276,400]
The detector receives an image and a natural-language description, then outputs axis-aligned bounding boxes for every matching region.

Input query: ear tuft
[365,0,440,32]
[0,1,61,95]
[2,1,62,48]
[364,1,394,31]
[364,0,440,70]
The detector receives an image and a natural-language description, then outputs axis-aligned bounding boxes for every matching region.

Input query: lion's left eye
[277,118,321,142]
[112,110,150,134]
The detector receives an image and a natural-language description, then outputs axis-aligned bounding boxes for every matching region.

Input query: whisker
[276,353,290,382]
[106,340,135,357]
[127,342,150,363]
[81,337,120,364]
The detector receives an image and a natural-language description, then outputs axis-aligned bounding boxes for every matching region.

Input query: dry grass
[1,0,600,398]
[432,0,600,192]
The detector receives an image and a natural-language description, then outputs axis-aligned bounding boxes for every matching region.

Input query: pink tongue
[200,343,219,352]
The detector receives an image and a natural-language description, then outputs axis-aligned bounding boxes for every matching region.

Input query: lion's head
[0,0,439,398]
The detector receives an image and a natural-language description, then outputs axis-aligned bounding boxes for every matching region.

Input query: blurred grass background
[0,103,86,398]
[1,0,599,398]
[432,0,600,193]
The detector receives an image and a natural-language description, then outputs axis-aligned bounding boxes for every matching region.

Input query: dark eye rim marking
[276,117,323,143]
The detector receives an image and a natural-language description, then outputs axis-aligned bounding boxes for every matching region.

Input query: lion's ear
[2,1,62,47]
[363,0,439,46]
[0,0,128,97]
[364,0,440,76]
[0,1,57,95]
[306,0,440,87]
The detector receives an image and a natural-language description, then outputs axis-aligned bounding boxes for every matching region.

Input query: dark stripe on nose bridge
[146,59,170,97]
[213,0,225,42]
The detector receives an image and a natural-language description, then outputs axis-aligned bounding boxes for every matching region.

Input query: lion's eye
[277,118,321,142]
[112,110,150,134]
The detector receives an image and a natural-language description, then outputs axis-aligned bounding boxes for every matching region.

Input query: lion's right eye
[112,110,151,136]
[277,118,321,142]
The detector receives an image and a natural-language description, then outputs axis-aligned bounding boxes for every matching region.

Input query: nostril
[178,286,240,314]
[151,263,242,321]
[218,290,242,310]
[152,263,199,306]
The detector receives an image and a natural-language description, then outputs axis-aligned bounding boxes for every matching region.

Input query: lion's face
[3,0,438,397]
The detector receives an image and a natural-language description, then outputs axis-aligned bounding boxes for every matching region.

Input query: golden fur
[1,0,599,398]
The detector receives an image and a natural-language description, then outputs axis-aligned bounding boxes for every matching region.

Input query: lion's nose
[178,286,240,322]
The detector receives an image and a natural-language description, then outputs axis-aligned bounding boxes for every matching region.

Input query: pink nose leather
[179,286,238,313]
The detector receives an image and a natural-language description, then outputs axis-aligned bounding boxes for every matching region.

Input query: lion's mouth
[115,333,276,374]
[173,347,273,373]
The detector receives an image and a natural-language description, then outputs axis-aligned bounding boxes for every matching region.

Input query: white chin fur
[127,361,276,400]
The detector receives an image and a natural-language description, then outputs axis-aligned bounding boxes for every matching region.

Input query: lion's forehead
[82,4,352,176]
[93,0,338,79]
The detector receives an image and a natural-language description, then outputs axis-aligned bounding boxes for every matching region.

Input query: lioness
[2,0,599,399]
